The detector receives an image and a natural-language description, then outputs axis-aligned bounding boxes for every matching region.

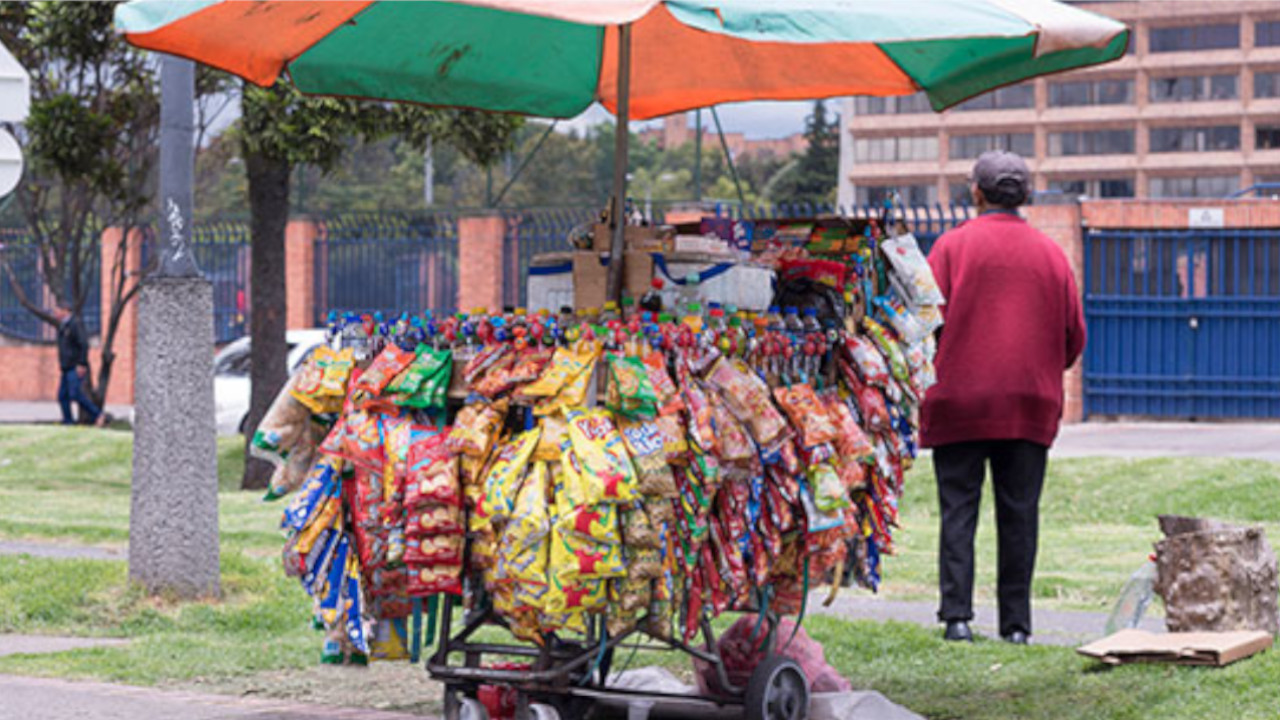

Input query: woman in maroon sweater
[921,151,1086,645]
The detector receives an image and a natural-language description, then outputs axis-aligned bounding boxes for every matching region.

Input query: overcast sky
[563,100,818,139]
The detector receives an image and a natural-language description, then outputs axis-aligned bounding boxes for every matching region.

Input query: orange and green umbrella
[115,0,1128,118]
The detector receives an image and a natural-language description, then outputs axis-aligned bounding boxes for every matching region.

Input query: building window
[1256,71,1280,99]
[1257,20,1280,47]
[1149,23,1240,53]
[1150,126,1240,153]
[854,135,939,163]
[1257,126,1280,150]
[855,184,938,206]
[1048,178,1135,198]
[1048,79,1134,107]
[1047,129,1135,156]
[948,133,1035,160]
[1149,175,1240,198]
[1149,74,1238,102]
[853,93,932,115]
[954,84,1035,111]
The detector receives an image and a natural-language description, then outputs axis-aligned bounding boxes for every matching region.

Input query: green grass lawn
[2,425,1280,719]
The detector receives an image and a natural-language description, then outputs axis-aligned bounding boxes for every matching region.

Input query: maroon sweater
[920,211,1086,448]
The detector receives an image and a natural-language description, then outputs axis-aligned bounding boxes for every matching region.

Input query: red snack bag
[472,348,517,398]
[710,393,754,463]
[319,410,387,473]
[509,346,554,385]
[706,358,787,445]
[353,344,416,397]
[679,368,718,455]
[823,391,874,459]
[405,434,461,508]
[404,534,464,565]
[407,564,462,596]
[774,383,839,448]
[643,352,684,416]
[406,505,464,537]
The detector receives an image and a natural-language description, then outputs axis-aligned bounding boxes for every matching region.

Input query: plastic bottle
[620,296,636,323]
[678,272,701,317]
[784,306,803,334]
[640,277,665,314]
[683,302,704,335]
[802,307,822,334]
[600,301,620,325]
[766,305,785,335]
[1105,559,1158,636]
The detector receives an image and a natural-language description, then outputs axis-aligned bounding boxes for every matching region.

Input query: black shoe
[943,620,973,642]
[1002,630,1029,645]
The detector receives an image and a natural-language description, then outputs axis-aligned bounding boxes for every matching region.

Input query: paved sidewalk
[1052,421,1280,462]
[0,635,129,658]
[0,674,430,720]
[0,401,132,426]
[0,540,124,561]
[814,592,1161,647]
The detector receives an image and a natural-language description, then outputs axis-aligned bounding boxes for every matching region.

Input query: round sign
[0,128,24,197]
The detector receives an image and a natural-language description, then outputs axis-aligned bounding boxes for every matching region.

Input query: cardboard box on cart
[591,223,673,253]
[572,250,655,308]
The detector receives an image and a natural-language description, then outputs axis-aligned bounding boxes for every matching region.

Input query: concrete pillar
[457,214,505,313]
[130,278,219,598]
[285,218,318,329]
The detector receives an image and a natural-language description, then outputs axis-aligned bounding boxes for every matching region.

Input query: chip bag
[564,409,638,505]
[774,383,839,449]
[553,503,621,545]
[605,354,659,420]
[617,419,678,498]
[549,531,625,581]
[706,358,787,445]
[478,427,541,523]
[447,398,509,457]
[353,344,416,399]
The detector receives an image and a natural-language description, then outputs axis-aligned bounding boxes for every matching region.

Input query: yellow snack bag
[533,413,568,462]
[544,574,608,614]
[553,503,621,545]
[505,461,552,553]
[564,409,638,505]
[478,427,541,524]
[530,346,599,416]
[549,529,625,581]
[446,398,509,458]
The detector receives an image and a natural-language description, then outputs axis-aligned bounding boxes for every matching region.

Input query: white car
[213,329,328,435]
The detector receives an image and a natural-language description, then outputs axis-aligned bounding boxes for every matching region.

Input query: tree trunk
[241,147,291,490]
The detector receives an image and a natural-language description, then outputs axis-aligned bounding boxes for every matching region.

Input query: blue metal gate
[1084,228,1280,418]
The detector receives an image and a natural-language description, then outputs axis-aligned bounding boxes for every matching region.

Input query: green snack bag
[605,355,658,420]
[385,344,434,397]
[398,348,453,409]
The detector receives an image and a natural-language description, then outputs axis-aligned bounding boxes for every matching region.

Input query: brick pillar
[99,227,143,405]
[457,215,505,313]
[1024,203,1085,423]
[285,218,318,329]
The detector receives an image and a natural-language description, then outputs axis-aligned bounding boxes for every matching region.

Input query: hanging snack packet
[709,393,754,463]
[292,346,354,414]
[407,565,462,596]
[621,504,661,550]
[406,505,464,537]
[477,427,541,523]
[553,503,622,545]
[863,318,910,383]
[844,335,891,388]
[873,295,929,345]
[774,383,839,449]
[405,434,460,508]
[251,373,312,465]
[643,352,684,416]
[653,413,689,463]
[605,354,659,420]
[880,232,944,306]
[679,369,718,455]
[706,358,787,446]
[544,574,608,615]
[265,427,320,501]
[533,413,568,462]
[617,419,678,498]
[472,346,517,398]
[404,534,465,565]
[447,398,509,457]
[353,344,416,398]
[505,461,552,554]
[320,409,387,473]
[823,391,874,459]
[808,462,850,513]
[522,345,596,407]
[509,345,555,386]
[385,344,432,396]
[549,531,625,581]
[564,409,638,505]
[282,455,343,533]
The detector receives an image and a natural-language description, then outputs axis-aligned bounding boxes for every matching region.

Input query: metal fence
[713,201,973,254]
[314,212,460,324]
[0,227,102,343]
[502,208,597,308]
[190,221,250,343]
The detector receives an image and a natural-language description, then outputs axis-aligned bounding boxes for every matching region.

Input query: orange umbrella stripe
[598,6,919,120]
[125,0,373,87]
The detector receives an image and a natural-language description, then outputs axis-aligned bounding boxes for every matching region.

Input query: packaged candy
[845,335,891,388]
[679,370,718,455]
[564,410,638,505]
[447,399,509,457]
[774,383,839,449]
[509,346,555,385]
[472,346,517,398]
[477,427,541,522]
[617,419,678,498]
[863,318,910,383]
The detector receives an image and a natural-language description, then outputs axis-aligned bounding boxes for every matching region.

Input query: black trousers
[934,439,1048,637]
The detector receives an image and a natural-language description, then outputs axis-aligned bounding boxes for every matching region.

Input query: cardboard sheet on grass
[1078,629,1272,667]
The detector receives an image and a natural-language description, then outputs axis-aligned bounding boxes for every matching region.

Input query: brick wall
[456,215,505,313]
[1083,198,1280,229]
[1024,203,1085,423]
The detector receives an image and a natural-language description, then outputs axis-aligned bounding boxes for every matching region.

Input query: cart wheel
[744,657,809,720]
[529,702,561,720]
[458,697,490,720]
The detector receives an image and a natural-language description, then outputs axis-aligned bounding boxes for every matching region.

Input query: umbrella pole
[606,22,632,303]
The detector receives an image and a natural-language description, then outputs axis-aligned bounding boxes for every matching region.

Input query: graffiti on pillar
[165,196,190,266]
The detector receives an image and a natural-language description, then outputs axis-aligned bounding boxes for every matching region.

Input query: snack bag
[863,318,910,383]
[709,393,754,463]
[478,427,541,522]
[353,344,416,398]
[544,574,608,615]
[605,354,659,420]
[264,420,323,501]
[679,370,718,455]
[282,455,344,533]
[553,503,622,545]
[509,345,555,385]
[406,505,464,537]
[405,434,461,508]
[706,358,787,445]
[621,505,661,550]
[774,383,839,449]
[407,564,462,596]
[808,462,850,513]
[533,413,568,462]
[549,531,625,581]
[523,345,597,415]
[564,409,638,505]
[472,345,517,398]
[653,413,689,464]
[404,534,465,565]
[844,335,891,388]
[617,419,678,498]
[251,373,312,464]
[880,232,944,306]
[822,391,874,459]
[292,346,355,414]
[505,461,552,553]
[446,398,509,457]
[319,410,386,473]
[643,352,684,416]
